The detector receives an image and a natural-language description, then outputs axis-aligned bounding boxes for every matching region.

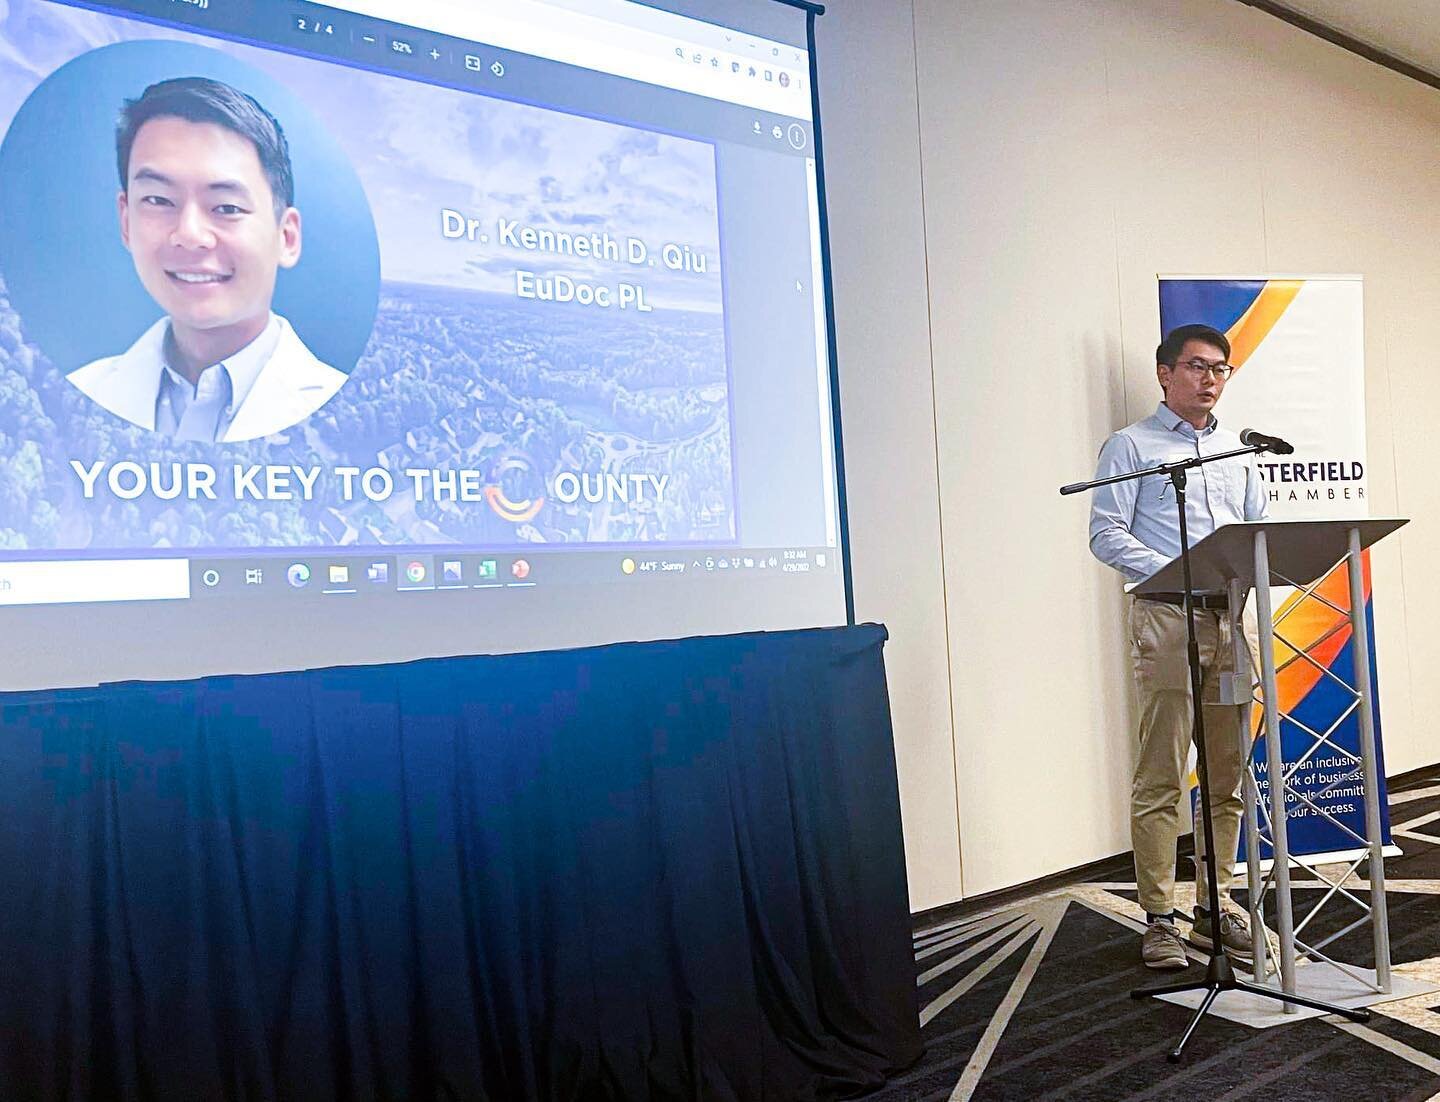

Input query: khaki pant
[1129,597,1257,917]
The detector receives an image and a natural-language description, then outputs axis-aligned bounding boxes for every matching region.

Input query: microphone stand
[1061,442,1370,1062]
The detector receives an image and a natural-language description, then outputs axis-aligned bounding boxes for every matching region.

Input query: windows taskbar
[0,548,837,606]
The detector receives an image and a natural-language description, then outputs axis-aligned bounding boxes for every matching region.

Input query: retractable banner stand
[1159,276,1392,861]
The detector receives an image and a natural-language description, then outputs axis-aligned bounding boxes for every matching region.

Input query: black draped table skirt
[0,623,920,1100]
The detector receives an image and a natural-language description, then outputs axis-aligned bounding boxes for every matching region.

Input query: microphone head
[1241,428,1295,455]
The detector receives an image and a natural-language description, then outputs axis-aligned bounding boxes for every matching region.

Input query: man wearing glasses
[1089,323,1268,972]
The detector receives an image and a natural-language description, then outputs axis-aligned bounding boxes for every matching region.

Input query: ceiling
[1256,0,1440,83]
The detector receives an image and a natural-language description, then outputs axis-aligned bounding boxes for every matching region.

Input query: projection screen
[0,0,847,688]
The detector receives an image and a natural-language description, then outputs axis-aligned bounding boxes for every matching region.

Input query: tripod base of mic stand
[1131,951,1371,1062]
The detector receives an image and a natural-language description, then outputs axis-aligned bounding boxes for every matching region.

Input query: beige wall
[814,0,1440,906]
[812,1,962,912]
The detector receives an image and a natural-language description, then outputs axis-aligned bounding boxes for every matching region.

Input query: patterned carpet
[865,771,1440,1101]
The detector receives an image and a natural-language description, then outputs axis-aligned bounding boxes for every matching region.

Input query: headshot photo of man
[66,76,346,442]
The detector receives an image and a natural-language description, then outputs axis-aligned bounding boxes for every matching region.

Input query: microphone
[1240,428,1295,455]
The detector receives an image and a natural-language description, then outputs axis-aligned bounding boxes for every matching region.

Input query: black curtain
[0,623,920,1100]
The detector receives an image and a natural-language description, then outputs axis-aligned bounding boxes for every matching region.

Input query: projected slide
[0,0,845,688]
[0,4,731,551]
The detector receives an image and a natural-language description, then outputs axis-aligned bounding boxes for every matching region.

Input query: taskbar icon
[229,554,555,595]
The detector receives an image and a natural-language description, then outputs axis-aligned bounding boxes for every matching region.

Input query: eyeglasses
[1173,358,1234,380]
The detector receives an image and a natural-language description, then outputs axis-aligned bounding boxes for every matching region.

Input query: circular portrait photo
[0,40,380,442]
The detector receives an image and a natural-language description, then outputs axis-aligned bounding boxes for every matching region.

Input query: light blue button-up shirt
[1089,402,1268,584]
[154,315,283,443]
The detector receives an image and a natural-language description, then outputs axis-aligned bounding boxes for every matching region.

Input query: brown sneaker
[1190,906,1254,965]
[1142,918,1189,970]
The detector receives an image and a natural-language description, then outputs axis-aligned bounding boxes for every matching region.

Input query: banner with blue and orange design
[1159,275,1391,860]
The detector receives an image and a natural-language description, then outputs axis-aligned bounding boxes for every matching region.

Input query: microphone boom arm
[1059,442,1266,497]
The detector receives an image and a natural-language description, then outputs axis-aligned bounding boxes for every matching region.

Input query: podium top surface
[1134,518,1408,593]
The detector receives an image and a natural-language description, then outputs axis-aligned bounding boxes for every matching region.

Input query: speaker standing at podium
[1088,324,1268,971]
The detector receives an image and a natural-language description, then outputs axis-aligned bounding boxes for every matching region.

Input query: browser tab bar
[310,0,812,119]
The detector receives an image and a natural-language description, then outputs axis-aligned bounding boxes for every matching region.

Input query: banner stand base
[1157,966,1435,1029]
[1227,843,1404,884]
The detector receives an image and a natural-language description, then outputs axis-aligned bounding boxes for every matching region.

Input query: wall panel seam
[908,0,965,902]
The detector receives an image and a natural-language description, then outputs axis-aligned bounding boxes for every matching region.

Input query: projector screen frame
[795,0,856,627]
[0,0,858,685]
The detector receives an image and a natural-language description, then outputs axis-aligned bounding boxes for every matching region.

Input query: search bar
[0,559,190,607]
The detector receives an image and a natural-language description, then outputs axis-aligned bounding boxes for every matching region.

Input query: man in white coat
[68,77,346,442]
